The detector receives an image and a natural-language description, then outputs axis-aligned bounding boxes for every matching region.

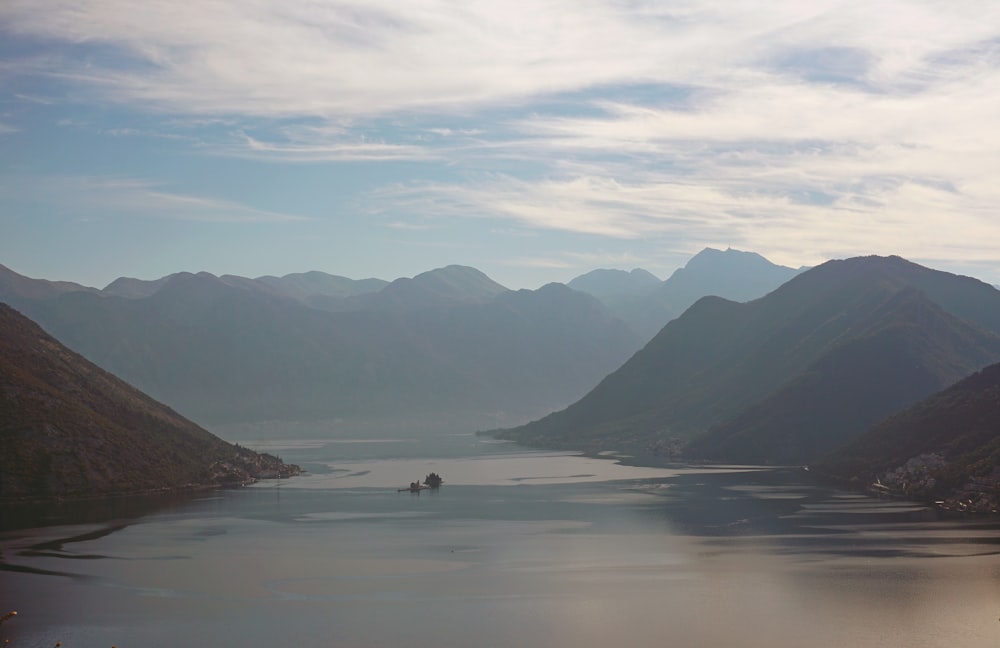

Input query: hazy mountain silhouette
[498,256,1000,463]
[102,270,388,305]
[657,247,803,312]
[567,268,661,297]
[253,271,388,303]
[103,275,175,298]
[0,304,298,501]
[332,265,509,312]
[568,248,801,341]
[1,265,637,429]
[0,263,99,300]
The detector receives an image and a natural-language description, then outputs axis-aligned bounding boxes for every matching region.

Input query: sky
[2,1,1000,289]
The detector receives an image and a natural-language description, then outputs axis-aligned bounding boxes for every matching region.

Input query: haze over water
[3,433,1000,647]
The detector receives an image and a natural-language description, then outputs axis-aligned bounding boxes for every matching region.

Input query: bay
[2,433,1000,647]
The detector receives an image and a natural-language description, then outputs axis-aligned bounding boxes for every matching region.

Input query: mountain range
[5,250,1000,504]
[0,303,298,501]
[497,255,1000,465]
[0,249,797,431]
[0,264,636,429]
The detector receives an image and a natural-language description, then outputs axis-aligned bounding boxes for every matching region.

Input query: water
[3,433,1000,647]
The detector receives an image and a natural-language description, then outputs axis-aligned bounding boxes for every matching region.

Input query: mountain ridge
[496,255,1000,463]
[0,264,637,429]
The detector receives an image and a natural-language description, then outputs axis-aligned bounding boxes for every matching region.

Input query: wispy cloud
[236,132,434,162]
[3,1,997,118]
[0,174,311,223]
[3,1,1000,277]
[13,93,57,105]
[505,250,654,272]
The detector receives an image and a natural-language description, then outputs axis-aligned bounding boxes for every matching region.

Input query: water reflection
[0,490,201,533]
[2,444,1000,647]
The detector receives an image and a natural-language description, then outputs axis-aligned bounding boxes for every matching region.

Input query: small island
[399,473,444,492]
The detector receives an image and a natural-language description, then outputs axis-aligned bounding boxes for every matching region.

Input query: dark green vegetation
[0,304,299,502]
[0,264,637,428]
[570,248,802,342]
[498,256,1000,467]
[817,361,1000,508]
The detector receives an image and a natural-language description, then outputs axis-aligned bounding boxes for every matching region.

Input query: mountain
[1,265,637,429]
[253,271,388,302]
[657,248,803,312]
[816,361,1000,508]
[102,270,388,305]
[567,268,661,298]
[103,275,175,298]
[684,287,1000,463]
[496,256,1000,464]
[0,303,298,501]
[570,248,801,342]
[333,265,509,312]
[0,263,99,300]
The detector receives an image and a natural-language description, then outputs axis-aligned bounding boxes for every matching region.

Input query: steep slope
[817,361,1000,505]
[497,256,1000,462]
[0,304,298,501]
[685,288,1000,463]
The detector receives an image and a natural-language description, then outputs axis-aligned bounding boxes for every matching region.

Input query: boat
[423,472,443,488]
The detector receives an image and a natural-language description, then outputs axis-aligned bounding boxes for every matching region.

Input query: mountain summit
[569,248,801,341]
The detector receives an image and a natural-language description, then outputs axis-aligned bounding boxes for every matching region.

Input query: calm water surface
[2,432,1000,647]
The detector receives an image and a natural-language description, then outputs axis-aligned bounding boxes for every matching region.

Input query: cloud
[505,250,654,272]
[3,0,1000,278]
[3,1,991,119]
[13,93,57,105]
[235,131,434,162]
[382,162,1000,272]
[0,174,311,223]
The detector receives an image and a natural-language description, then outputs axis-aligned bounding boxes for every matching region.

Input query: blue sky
[2,1,1000,289]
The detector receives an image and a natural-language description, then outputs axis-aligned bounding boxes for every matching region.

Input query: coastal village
[872,453,1000,513]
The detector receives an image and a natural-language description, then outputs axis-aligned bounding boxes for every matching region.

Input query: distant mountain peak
[651,246,801,318]
[414,265,508,290]
[674,247,780,276]
[367,265,509,308]
[567,268,661,298]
